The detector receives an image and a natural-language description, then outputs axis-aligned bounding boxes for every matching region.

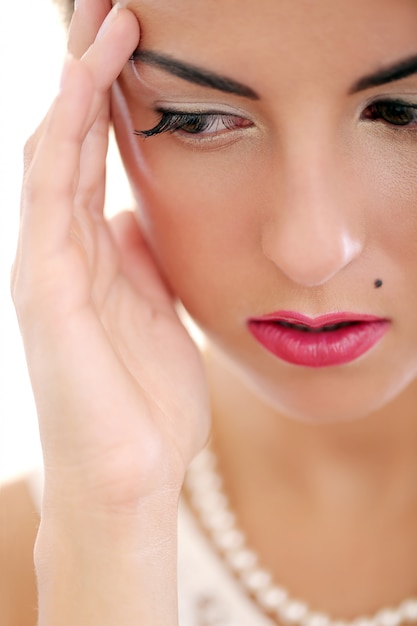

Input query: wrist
[35,497,179,626]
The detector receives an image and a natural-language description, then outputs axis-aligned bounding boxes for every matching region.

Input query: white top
[27,467,273,626]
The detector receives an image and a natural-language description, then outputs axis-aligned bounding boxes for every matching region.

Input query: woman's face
[112,0,417,423]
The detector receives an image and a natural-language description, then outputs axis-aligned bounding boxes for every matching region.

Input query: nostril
[262,222,363,288]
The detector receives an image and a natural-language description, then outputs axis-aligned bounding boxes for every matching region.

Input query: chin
[230,350,417,426]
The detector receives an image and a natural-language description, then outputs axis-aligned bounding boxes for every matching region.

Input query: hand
[12,0,210,520]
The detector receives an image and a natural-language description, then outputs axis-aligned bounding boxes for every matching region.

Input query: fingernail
[96,2,121,40]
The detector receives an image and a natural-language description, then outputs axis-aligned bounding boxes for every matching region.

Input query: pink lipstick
[247,311,390,368]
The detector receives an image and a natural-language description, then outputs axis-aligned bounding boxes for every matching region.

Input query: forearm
[35,498,179,626]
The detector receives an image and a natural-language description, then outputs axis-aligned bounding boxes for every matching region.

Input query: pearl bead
[213,528,245,551]
[279,600,309,624]
[256,585,288,611]
[192,492,228,514]
[375,609,401,626]
[187,470,222,492]
[302,612,331,626]
[241,568,272,592]
[204,509,235,532]
[401,600,417,623]
[226,548,258,571]
[186,448,417,626]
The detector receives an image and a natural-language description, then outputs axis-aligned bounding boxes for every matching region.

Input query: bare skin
[9,0,417,624]
[0,480,38,626]
[111,0,417,615]
[13,2,207,624]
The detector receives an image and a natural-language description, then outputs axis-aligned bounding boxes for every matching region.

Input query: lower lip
[247,320,390,368]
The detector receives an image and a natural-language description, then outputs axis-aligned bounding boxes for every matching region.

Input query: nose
[261,150,363,288]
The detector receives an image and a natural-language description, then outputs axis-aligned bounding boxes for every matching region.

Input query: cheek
[359,135,417,276]
[113,79,417,328]
[358,137,417,369]
[134,143,267,323]
[113,86,417,421]
[112,84,270,323]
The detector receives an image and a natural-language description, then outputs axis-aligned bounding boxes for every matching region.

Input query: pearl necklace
[185,447,417,626]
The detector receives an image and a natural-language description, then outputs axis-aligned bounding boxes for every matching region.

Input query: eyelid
[358,95,417,123]
[371,97,417,108]
[153,101,256,119]
[134,109,255,142]
[156,107,249,117]
[361,93,417,109]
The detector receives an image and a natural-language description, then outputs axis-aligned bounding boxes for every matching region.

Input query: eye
[362,100,417,128]
[134,110,253,139]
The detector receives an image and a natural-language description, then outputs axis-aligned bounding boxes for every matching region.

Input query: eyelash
[134,110,253,139]
[133,99,417,143]
[362,99,417,129]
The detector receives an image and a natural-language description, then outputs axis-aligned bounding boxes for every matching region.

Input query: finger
[23,3,135,181]
[12,56,91,311]
[15,6,139,309]
[67,0,111,58]
[73,6,140,211]
[82,5,139,95]
[23,0,116,174]
[21,7,139,238]
[68,6,139,146]
[22,104,58,180]
[20,56,95,257]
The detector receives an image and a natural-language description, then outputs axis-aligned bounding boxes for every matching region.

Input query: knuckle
[12,274,43,329]
[21,173,40,207]
[21,159,48,210]
[23,118,46,172]
[23,133,38,170]
[10,254,40,321]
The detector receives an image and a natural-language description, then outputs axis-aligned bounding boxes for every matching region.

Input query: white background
[0,0,132,484]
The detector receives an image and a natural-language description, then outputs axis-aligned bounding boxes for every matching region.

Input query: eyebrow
[131,50,417,100]
[350,54,417,93]
[130,50,260,100]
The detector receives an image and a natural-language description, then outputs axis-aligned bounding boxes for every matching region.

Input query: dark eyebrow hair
[131,50,417,99]
[130,49,260,100]
[351,54,417,93]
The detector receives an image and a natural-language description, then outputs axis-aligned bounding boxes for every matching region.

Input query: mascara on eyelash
[135,99,417,138]
[133,110,244,138]
[362,99,417,127]
[133,111,206,138]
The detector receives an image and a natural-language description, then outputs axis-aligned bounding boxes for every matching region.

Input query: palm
[14,3,210,513]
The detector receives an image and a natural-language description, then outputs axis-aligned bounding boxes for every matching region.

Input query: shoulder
[0,476,40,626]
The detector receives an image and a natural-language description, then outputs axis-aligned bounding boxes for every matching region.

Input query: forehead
[124,0,417,96]
[126,0,417,58]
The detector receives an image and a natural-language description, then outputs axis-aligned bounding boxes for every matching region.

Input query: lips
[247,311,390,368]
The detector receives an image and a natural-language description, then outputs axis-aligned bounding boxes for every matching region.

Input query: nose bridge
[262,128,363,288]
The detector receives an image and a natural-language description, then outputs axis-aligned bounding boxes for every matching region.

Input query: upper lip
[248,311,388,329]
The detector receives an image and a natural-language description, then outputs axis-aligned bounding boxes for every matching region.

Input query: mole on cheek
[374,279,383,289]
